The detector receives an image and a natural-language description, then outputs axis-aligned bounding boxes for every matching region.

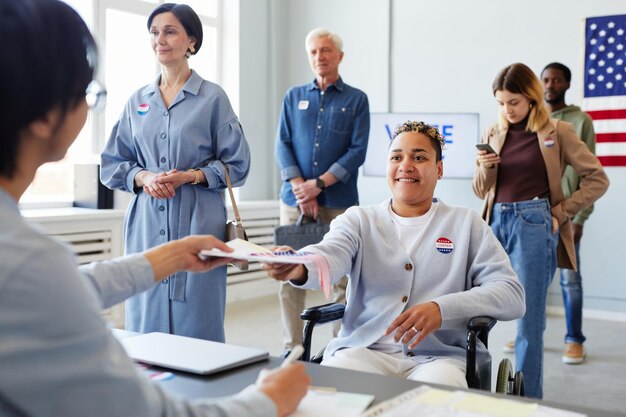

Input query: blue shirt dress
[101,70,250,341]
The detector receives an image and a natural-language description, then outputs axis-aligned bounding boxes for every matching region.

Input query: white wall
[238,0,626,313]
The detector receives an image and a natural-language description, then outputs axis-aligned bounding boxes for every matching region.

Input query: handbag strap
[223,165,244,227]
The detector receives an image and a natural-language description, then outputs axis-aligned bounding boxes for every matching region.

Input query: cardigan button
[407,352,415,357]
[402,295,408,303]
[405,263,413,271]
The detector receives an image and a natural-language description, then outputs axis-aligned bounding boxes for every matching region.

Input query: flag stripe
[582,95,626,111]
[586,109,626,120]
[597,142,626,155]
[592,119,626,133]
[598,155,626,166]
[596,132,626,142]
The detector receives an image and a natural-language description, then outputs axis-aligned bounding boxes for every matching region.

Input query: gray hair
[305,27,343,52]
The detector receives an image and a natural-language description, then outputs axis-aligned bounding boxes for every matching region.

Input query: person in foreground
[101,3,250,341]
[473,63,609,398]
[263,121,525,389]
[0,1,308,416]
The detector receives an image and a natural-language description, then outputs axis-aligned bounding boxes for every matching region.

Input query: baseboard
[547,305,626,322]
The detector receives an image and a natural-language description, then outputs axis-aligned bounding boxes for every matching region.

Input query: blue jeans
[560,242,586,344]
[490,198,557,399]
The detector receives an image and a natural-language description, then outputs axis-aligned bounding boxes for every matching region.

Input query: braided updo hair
[391,121,445,161]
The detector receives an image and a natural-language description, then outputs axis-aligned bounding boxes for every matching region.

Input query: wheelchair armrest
[300,302,345,324]
[466,316,496,390]
[300,303,345,362]
[467,316,496,348]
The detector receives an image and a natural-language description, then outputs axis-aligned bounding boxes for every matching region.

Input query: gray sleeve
[78,253,155,309]
[1,240,277,417]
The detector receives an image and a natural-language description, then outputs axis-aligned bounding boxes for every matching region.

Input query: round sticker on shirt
[137,103,150,116]
[435,237,454,254]
[544,137,555,147]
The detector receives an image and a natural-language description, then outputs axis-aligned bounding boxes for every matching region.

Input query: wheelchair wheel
[496,358,513,394]
[512,371,525,396]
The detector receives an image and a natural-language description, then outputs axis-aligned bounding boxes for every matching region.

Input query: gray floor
[225,291,626,414]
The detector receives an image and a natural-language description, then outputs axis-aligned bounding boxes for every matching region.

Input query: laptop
[120,332,269,375]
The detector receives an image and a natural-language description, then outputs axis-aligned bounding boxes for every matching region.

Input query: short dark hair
[147,3,203,55]
[542,62,572,83]
[0,0,97,178]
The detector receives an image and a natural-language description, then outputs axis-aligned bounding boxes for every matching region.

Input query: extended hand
[385,302,442,350]
[144,235,234,281]
[261,246,308,283]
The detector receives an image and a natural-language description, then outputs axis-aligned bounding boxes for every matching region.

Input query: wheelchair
[300,302,525,396]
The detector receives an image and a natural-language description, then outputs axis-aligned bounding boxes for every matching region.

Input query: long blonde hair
[492,63,550,132]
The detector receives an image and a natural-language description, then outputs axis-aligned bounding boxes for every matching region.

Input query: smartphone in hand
[476,143,497,155]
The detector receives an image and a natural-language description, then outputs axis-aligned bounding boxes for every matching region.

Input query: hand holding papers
[200,239,332,299]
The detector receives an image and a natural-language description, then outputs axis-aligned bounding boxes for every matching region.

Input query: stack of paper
[361,386,586,417]
[293,388,374,417]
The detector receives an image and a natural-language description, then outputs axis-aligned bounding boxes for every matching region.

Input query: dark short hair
[147,3,203,55]
[0,0,97,178]
[391,121,445,161]
[542,62,572,83]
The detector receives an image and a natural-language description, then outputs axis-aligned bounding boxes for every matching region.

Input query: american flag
[582,14,626,167]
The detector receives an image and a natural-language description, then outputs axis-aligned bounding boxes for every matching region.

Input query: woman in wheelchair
[263,121,525,389]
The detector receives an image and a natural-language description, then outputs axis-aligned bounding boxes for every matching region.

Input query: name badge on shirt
[298,100,309,110]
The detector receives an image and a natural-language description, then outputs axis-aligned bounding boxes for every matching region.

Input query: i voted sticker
[137,103,150,116]
[298,100,309,110]
[544,137,554,147]
[435,237,454,254]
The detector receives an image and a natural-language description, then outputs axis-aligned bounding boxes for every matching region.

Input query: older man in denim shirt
[275,27,370,353]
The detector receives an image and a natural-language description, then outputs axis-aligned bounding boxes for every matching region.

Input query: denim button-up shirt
[276,77,370,208]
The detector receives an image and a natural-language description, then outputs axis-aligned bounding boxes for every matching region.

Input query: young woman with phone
[472,63,609,399]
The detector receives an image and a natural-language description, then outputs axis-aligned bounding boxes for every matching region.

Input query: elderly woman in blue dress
[101,3,250,341]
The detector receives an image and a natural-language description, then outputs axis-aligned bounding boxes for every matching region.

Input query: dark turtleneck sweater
[495,119,550,203]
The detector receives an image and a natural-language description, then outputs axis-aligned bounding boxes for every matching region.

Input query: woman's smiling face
[387,131,443,215]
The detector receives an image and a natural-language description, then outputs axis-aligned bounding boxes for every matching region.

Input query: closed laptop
[120,332,269,375]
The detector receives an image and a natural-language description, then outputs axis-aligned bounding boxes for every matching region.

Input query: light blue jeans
[490,198,557,399]
[560,242,586,344]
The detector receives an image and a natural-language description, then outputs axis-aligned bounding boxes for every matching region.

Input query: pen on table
[280,344,304,368]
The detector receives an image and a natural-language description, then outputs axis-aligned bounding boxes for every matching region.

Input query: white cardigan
[297,198,525,363]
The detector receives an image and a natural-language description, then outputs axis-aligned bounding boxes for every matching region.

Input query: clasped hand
[143,169,189,199]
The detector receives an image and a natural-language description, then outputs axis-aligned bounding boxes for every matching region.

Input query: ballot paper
[200,238,310,264]
[200,238,331,298]
[361,386,587,417]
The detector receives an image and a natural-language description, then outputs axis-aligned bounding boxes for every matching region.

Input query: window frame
[20,0,226,209]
